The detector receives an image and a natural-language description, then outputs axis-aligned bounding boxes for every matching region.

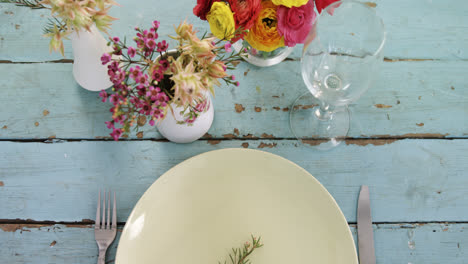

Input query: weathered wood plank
[1,0,468,61]
[0,139,467,222]
[0,223,466,263]
[0,60,466,139]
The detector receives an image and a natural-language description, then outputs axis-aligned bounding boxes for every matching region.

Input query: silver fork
[95,190,117,264]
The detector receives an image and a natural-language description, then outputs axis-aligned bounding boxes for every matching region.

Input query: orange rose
[245,0,285,52]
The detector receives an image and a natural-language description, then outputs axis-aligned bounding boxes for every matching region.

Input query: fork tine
[107,191,111,229]
[112,192,117,230]
[95,190,101,229]
[102,190,106,228]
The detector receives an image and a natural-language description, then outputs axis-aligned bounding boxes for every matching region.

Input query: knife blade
[357,185,376,264]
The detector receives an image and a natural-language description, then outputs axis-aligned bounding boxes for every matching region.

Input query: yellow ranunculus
[271,0,309,8]
[206,2,236,40]
[245,0,285,52]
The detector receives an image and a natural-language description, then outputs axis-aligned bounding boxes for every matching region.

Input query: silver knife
[357,185,376,264]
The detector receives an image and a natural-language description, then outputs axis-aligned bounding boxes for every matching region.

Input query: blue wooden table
[1,0,468,263]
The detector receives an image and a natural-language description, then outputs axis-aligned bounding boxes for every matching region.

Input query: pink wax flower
[140,102,152,115]
[137,74,149,85]
[109,94,119,105]
[152,20,160,29]
[101,53,112,65]
[277,1,316,47]
[114,114,126,125]
[145,38,157,50]
[151,107,164,119]
[99,90,108,102]
[129,66,142,81]
[159,59,170,70]
[152,70,164,82]
[146,86,161,101]
[127,46,136,58]
[113,45,123,55]
[147,31,157,40]
[224,42,232,52]
[157,40,169,52]
[110,128,123,141]
[112,37,120,43]
[105,121,114,129]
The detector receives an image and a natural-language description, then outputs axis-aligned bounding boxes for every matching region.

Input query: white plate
[116,149,357,264]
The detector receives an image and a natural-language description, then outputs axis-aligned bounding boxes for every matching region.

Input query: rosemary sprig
[0,0,47,9]
[43,17,67,35]
[219,235,263,264]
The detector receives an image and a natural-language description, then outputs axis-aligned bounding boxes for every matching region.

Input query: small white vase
[156,96,214,143]
[71,25,113,91]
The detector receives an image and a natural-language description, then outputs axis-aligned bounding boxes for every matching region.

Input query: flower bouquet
[1,0,119,91]
[99,20,244,142]
[1,0,117,55]
[193,0,337,66]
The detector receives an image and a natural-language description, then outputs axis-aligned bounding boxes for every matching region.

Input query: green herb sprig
[219,235,263,264]
[0,0,47,9]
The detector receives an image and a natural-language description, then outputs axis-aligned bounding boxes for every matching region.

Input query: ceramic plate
[116,149,357,264]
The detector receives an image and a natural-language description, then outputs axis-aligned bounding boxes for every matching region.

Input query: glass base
[289,92,350,150]
[232,40,294,67]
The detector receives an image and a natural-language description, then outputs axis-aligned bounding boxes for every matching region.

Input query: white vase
[156,95,214,143]
[71,25,113,91]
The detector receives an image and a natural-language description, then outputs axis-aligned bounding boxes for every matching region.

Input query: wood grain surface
[1,0,467,263]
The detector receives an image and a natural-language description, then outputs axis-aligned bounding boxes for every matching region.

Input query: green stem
[0,0,49,9]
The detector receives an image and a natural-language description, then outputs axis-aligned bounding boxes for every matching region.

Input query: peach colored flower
[245,0,284,52]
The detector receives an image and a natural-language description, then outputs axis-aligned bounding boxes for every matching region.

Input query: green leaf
[0,0,47,9]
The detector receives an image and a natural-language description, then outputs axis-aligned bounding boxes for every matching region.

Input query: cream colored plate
[116,148,357,264]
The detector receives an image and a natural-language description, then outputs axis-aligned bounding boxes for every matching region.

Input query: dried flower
[3,0,118,55]
[99,20,246,140]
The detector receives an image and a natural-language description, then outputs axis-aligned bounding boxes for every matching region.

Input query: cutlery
[357,185,376,264]
[95,190,117,264]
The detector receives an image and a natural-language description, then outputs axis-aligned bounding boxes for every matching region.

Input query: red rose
[193,0,220,21]
[229,0,261,31]
[315,0,339,13]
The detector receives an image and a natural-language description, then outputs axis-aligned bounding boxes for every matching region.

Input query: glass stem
[315,102,334,121]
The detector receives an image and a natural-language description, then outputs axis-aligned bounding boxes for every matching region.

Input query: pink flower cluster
[98,19,245,141]
[99,20,171,141]
[132,23,167,57]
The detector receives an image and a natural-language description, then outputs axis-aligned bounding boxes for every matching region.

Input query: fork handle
[97,248,107,264]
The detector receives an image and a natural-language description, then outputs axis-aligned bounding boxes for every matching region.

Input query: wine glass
[290,1,386,150]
